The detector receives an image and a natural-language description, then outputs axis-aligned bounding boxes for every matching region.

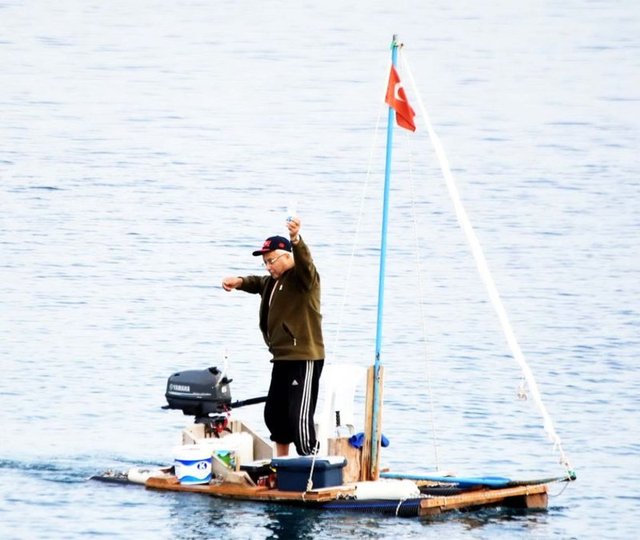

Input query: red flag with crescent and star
[385,65,416,132]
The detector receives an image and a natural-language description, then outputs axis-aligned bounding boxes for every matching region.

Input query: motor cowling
[164,366,232,417]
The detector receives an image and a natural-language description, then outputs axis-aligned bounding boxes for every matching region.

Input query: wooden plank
[146,475,262,495]
[210,453,255,485]
[229,419,274,461]
[360,366,374,481]
[328,437,361,483]
[418,484,548,516]
[370,366,384,481]
[145,475,356,502]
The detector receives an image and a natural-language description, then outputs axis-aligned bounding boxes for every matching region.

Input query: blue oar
[381,471,575,487]
[380,472,512,488]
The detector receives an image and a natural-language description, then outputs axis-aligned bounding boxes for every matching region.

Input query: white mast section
[401,52,573,474]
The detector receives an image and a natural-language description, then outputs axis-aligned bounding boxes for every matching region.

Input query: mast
[365,35,399,480]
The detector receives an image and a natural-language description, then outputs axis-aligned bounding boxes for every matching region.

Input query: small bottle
[286,201,297,223]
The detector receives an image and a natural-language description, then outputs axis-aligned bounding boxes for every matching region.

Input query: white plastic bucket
[173,445,212,485]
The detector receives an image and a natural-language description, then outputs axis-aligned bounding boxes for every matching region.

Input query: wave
[0,455,166,484]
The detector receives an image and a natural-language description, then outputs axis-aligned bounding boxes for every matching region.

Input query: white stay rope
[400,50,573,475]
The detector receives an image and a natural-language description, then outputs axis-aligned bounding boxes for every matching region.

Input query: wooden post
[523,490,549,509]
[360,365,384,481]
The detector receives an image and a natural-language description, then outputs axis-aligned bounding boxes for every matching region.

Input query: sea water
[1,1,639,538]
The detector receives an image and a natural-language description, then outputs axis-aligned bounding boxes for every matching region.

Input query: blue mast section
[371,35,398,475]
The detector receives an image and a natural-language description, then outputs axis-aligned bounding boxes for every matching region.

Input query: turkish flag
[385,65,416,132]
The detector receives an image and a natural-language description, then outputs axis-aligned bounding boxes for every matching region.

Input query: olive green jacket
[238,236,324,361]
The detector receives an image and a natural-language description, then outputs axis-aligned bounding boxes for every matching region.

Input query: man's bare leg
[276,443,290,457]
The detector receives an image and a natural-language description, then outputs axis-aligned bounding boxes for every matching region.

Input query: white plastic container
[353,479,420,500]
[173,445,212,485]
[196,432,254,468]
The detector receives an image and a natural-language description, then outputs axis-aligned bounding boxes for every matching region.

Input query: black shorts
[264,359,324,456]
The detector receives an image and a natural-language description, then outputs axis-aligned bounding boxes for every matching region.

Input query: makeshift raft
[142,475,549,518]
[93,418,557,518]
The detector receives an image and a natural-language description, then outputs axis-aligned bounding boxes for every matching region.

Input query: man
[222,217,324,456]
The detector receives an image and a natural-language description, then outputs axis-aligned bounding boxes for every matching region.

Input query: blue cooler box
[271,456,347,492]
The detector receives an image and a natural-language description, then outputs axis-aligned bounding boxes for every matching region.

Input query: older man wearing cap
[222,217,324,457]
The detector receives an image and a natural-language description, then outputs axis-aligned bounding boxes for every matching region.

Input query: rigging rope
[304,441,321,494]
[328,65,443,471]
[327,88,384,362]
[400,49,574,476]
[403,130,442,470]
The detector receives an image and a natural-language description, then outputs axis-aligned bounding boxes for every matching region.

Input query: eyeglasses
[262,253,287,267]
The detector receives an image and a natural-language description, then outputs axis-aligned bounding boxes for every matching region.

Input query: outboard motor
[163,366,267,428]
[164,366,232,419]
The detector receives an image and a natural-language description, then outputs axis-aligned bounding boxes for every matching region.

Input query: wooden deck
[146,475,357,502]
[144,474,548,516]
